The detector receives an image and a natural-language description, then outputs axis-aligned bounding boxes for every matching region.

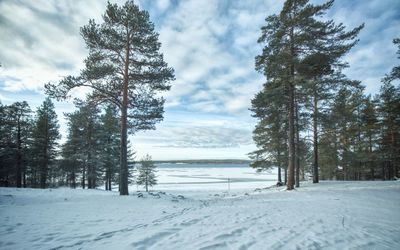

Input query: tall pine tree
[31,97,60,189]
[255,0,363,188]
[45,1,174,195]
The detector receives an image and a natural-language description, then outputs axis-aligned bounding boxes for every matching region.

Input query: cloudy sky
[0,0,399,160]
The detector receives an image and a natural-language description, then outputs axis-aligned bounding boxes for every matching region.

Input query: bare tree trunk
[72,170,76,189]
[277,148,282,183]
[16,120,22,188]
[284,167,287,185]
[23,170,26,188]
[287,81,295,190]
[82,165,86,189]
[313,89,319,183]
[40,162,47,189]
[278,166,282,183]
[40,116,49,189]
[295,97,300,188]
[119,37,130,196]
[287,22,296,190]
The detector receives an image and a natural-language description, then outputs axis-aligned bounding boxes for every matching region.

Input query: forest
[249,0,400,190]
[0,0,399,193]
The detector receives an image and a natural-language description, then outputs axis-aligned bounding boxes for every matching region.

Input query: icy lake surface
[136,163,277,193]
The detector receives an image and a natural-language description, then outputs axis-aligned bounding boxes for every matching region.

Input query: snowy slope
[1,181,399,250]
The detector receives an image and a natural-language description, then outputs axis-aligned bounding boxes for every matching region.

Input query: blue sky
[0,0,399,160]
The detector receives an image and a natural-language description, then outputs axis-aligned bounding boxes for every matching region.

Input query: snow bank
[1,181,399,249]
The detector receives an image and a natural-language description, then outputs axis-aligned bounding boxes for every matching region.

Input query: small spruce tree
[137,155,157,192]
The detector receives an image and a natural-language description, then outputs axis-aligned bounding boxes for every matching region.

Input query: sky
[0,0,399,160]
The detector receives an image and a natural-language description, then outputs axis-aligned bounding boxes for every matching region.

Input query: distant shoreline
[131,159,251,164]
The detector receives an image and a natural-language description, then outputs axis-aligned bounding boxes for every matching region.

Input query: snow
[1,180,400,249]
[150,166,277,193]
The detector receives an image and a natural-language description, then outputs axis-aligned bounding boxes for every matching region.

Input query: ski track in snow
[0,181,399,250]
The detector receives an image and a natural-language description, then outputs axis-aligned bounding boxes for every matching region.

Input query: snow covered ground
[1,180,399,249]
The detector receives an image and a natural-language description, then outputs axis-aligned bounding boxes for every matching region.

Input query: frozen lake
[130,163,278,193]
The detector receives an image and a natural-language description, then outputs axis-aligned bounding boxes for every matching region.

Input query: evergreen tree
[378,38,400,180]
[137,154,157,192]
[383,38,400,83]
[360,96,379,179]
[99,105,121,191]
[250,79,288,184]
[320,85,364,180]
[255,0,363,188]
[62,106,87,188]
[0,102,15,187]
[64,100,102,189]
[0,102,33,187]
[377,82,400,179]
[45,0,174,195]
[80,102,102,189]
[31,97,60,189]
[9,102,33,187]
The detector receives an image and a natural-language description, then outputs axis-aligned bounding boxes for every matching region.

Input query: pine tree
[62,106,85,189]
[79,102,102,189]
[31,97,60,189]
[63,100,102,189]
[99,105,121,191]
[383,38,400,83]
[321,85,364,180]
[62,110,84,188]
[255,0,363,188]
[45,0,174,195]
[250,79,288,184]
[0,102,15,187]
[0,102,33,187]
[378,38,400,180]
[377,82,400,180]
[360,96,379,179]
[137,154,157,192]
[9,102,33,187]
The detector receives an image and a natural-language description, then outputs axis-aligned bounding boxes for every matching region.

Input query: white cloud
[326,0,400,94]
[157,0,279,115]
[156,0,170,12]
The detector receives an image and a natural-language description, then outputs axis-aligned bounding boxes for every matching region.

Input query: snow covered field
[1,180,399,250]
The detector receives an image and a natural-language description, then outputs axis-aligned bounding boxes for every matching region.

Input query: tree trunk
[295,97,300,188]
[40,116,48,189]
[313,89,319,183]
[370,162,375,180]
[119,37,130,196]
[72,167,76,189]
[16,120,22,188]
[82,165,86,189]
[390,131,396,179]
[278,166,282,183]
[40,162,47,189]
[277,148,282,183]
[287,82,295,190]
[23,170,26,188]
[284,167,287,185]
[287,22,295,190]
